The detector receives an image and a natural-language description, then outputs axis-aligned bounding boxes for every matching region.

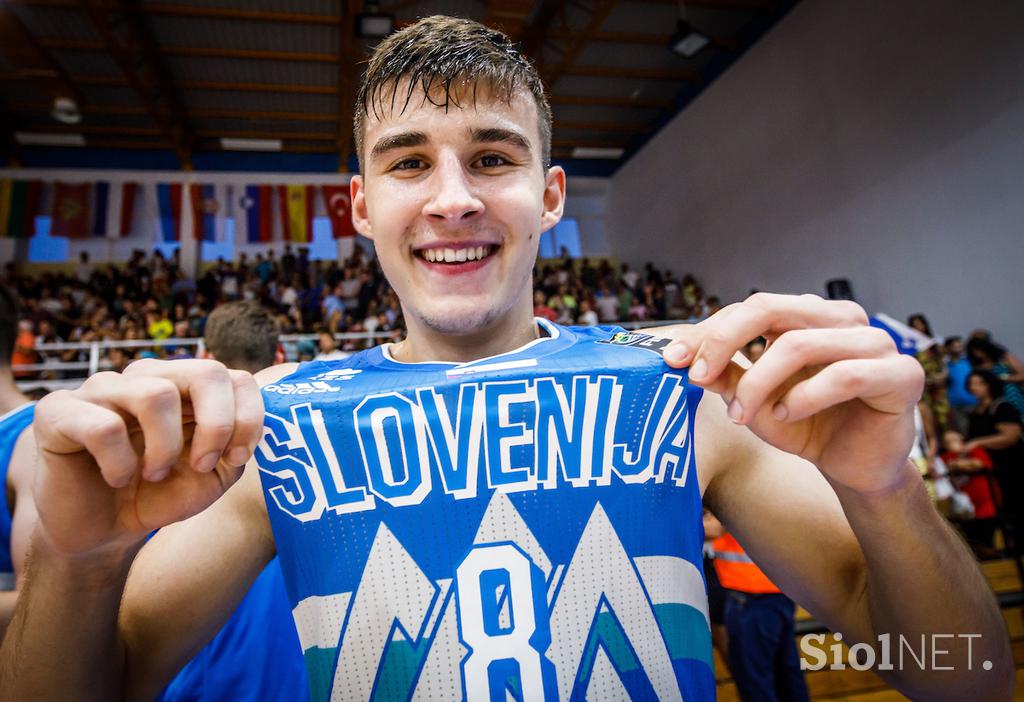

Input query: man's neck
[0,372,30,415]
[392,305,541,364]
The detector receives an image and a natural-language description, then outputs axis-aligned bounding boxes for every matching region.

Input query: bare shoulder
[255,361,300,387]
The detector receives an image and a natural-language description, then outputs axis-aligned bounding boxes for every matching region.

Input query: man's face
[351,82,565,336]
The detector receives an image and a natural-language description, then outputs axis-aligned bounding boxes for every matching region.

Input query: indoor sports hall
[2,1,1023,701]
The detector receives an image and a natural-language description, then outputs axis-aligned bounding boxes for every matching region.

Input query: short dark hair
[354,15,552,171]
[203,301,279,373]
[0,284,18,367]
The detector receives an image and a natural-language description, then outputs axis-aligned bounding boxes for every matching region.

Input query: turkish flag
[322,184,356,238]
[50,182,91,238]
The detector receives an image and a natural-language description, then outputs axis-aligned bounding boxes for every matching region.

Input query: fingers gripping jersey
[256,322,714,702]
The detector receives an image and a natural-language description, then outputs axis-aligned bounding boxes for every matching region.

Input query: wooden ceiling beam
[197,129,335,141]
[178,79,336,95]
[0,4,86,105]
[77,0,195,168]
[0,103,22,166]
[540,0,620,90]
[621,0,776,8]
[555,120,651,134]
[7,101,337,122]
[552,137,629,149]
[190,108,337,122]
[22,123,161,135]
[336,0,360,170]
[549,93,672,110]
[564,64,701,82]
[39,37,338,63]
[548,28,737,50]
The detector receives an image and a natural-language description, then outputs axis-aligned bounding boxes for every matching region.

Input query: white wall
[607,0,1024,351]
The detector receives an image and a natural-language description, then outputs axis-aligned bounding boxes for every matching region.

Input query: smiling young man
[0,16,1012,702]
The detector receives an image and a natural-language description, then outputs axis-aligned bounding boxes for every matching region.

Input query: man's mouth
[414,244,500,265]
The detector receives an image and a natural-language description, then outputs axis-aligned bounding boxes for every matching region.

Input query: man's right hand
[32,358,264,558]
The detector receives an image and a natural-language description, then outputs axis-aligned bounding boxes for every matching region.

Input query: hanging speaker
[826,278,855,301]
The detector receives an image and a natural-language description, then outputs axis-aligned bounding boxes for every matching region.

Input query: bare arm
[699,396,1010,698]
[649,293,1012,700]
[968,423,1023,452]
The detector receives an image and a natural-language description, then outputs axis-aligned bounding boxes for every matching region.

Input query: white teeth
[420,245,493,263]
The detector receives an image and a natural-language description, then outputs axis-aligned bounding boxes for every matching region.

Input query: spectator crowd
[4,247,717,373]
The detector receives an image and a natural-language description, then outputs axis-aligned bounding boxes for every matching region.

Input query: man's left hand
[649,293,925,494]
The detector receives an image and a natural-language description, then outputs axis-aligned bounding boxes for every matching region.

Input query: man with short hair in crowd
[165,299,306,702]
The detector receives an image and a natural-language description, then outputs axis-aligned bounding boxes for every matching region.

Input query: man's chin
[415,300,507,336]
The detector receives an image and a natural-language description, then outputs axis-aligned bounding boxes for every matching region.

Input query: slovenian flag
[278,184,313,243]
[237,184,273,243]
[156,183,183,242]
[91,182,137,238]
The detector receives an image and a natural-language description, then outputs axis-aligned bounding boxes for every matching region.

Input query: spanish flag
[277,184,313,244]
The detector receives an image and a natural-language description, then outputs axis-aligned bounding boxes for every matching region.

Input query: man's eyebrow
[470,127,531,152]
[369,131,428,161]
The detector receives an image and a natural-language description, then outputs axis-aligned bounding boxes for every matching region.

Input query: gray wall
[607,0,1024,351]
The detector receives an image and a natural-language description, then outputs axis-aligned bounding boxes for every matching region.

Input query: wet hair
[354,15,552,171]
[203,300,279,374]
[0,284,17,366]
[968,369,1005,401]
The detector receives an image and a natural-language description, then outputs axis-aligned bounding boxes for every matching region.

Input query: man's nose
[422,154,484,223]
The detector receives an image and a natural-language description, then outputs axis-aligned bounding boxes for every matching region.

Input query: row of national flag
[146,182,358,243]
[0,179,357,242]
[1,180,138,239]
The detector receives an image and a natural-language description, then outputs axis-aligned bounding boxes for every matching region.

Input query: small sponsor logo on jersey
[600,331,671,354]
[264,368,361,395]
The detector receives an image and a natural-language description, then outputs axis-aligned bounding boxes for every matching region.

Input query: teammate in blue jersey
[1,15,1012,702]
[0,285,36,635]
[160,300,308,702]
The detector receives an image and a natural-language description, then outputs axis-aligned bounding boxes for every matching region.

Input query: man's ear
[351,175,373,239]
[539,165,566,233]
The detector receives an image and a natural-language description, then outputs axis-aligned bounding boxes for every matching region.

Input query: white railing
[13,320,694,391]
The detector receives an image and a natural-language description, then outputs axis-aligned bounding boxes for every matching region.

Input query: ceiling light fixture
[669,2,709,58]
[50,96,82,125]
[220,137,283,151]
[356,0,394,39]
[571,147,625,160]
[14,132,86,146]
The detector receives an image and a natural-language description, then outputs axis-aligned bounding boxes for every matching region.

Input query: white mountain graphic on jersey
[292,492,710,702]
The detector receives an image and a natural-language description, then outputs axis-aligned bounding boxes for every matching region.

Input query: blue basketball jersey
[256,320,714,702]
[0,402,34,589]
[160,558,310,702]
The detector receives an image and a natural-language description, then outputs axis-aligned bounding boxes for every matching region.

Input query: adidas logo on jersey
[264,368,362,395]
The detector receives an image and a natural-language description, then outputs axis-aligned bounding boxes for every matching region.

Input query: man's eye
[393,158,425,171]
[476,154,509,168]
